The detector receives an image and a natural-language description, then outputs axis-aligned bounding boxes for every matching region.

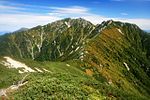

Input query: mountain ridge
[1,18,148,60]
[0,18,150,99]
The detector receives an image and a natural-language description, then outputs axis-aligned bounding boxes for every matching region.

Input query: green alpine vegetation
[0,18,150,100]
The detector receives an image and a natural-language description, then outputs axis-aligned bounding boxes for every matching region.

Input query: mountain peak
[14,27,29,33]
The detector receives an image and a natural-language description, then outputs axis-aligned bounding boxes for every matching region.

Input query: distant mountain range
[0,18,150,99]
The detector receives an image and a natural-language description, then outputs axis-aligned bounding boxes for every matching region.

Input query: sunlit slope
[83,20,150,99]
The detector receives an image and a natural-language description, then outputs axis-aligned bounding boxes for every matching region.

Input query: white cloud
[0,5,90,32]
[83,15,150,30]
[82,15,109,25]
[0,14,60,32]
[0,2,150,33]
[1,12,150,32]
[113,18,150,30]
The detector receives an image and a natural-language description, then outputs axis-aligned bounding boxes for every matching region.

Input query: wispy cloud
[120,13,128,16]
[0,1,52,14]
[0,1,150,33]
[0,13,60,32]
[0,5,25,10]
[0,1,61,32]
[0,5,90,32]
[50,6,89,15]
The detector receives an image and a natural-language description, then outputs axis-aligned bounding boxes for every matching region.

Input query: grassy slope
[7,59,106,100]
[141,32,150,60]
[83,26,150,99]
[1,58,147,100]
[0,64,21,88]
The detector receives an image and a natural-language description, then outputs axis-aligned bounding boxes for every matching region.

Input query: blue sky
[0,0,150,34]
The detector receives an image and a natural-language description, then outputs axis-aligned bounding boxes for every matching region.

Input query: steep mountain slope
[141,32,150,60]
[0,18,95,61]
[82,20,150,99]
[0,18,150,99]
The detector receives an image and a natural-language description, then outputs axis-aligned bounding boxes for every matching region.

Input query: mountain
[14,28,29,33]
[0,18,95,61]
[83,20,150,98]
[0,18,150,99]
